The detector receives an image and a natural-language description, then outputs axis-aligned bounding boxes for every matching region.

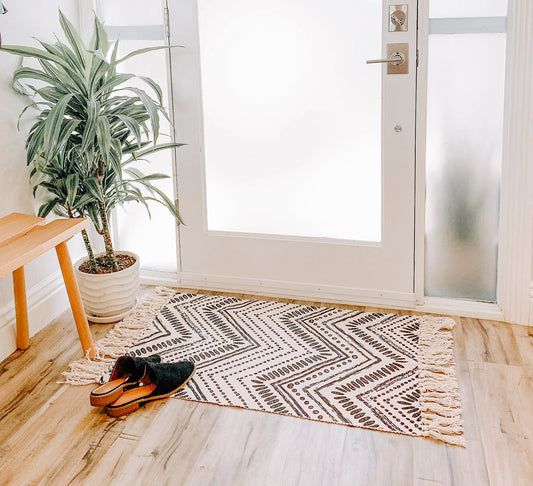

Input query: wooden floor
[0,288,531,486]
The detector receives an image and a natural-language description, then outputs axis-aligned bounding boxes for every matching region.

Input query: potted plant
[1,11,183,322]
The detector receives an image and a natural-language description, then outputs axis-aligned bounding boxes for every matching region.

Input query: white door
[169,0,418,305]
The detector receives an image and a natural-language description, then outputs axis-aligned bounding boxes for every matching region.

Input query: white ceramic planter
[74,251,140,323]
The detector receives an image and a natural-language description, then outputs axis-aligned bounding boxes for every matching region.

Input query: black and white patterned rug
[122,292,464,443]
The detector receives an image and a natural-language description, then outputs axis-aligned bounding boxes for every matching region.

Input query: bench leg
[55,241,95,358]
[13,266,30,350]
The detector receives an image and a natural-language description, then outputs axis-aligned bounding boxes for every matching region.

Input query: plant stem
[96,157,118,272]
[99,201,118,271]
[81,229,97,269]
[68,207,97,269]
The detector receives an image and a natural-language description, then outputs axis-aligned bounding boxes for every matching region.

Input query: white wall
[0,0,86,360]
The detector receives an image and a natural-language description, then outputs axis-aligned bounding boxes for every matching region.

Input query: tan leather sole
[106,366,196,418]
[90,377,129,407]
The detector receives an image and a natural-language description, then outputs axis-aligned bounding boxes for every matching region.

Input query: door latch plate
[387,43,409,74]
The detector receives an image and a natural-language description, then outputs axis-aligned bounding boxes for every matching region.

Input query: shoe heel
[90,386,125,407]
[106,401,140,418]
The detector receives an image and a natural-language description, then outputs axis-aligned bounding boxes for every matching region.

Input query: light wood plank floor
[0,288,531,486]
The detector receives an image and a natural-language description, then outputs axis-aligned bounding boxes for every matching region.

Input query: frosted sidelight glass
[425,34,505,301]
[113,40,178,272]
[198,0,382,242]
[429,0,507,18]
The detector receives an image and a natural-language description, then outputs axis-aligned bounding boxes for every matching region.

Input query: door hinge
[164,6,170,39]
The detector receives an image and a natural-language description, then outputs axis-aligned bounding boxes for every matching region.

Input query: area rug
[63,288,465,446]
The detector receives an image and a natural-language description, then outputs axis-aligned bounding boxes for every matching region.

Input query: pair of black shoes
[90,355,195,417]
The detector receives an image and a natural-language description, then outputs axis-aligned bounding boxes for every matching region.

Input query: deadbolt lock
[389,5,408,32]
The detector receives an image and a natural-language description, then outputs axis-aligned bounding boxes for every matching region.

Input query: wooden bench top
[0,215,89,278]
[0,213,46,249]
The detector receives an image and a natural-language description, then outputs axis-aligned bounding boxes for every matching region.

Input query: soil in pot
[78,253,136,274]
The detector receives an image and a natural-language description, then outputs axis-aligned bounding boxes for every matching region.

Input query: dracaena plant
[0,11,183,271]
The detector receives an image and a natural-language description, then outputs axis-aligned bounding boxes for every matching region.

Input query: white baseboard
[418,297,505,322]
[140,270,180,287]
[178,272,510,322]
[180,272,418,308]
[141,270,517,324]
[0,271,69,362]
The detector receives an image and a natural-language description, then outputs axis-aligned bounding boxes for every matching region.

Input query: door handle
[366,43,409,75]
[366,52,405,66]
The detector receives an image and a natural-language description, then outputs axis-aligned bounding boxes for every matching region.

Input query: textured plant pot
[74,251,140,323]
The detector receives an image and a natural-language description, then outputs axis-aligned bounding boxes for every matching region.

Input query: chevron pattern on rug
[126,293,434,437]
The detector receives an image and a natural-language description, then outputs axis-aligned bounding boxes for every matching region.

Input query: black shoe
[90,355,162,407]
[106,361,196,417]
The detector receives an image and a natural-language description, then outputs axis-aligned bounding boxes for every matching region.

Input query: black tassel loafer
[90,355,161,407]
[106,361,196,417]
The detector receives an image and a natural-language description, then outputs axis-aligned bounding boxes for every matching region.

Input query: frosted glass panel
[425,34,505,301]
[430,0,507,18]
[102,0,163,25]
[114,40,177,272]
[199,0,382,241]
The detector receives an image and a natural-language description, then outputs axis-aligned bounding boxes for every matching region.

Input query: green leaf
[65,173,79,207]
[109,137,123,175]
[13,67,55,86]
[26,121,46,165]
[38,198,62,218]
[58,9,88,69]
[86,203,102,231]
[81,100,99,153]
[90,49,108,64]
[120,87,161,140]
[116,114,142,147]
[95,73,134,99]
[54,41,86,79]
[108,39,120,78]
[113,45,179,65]
[93,15,110,56]
[84,177,104,202]
[135,179,183,224]
[0,44,72,70]
[124,168,170,182]
[35,87,66,105]
[43,93,73,161]
[53,118,81,161]
[96,116,112,169]
[124,142,185,163]
[126,187,152,219]
[88,53,110,95]
[139,75,164,105]
[75,192,96,208]
[35,53,86,96]
[17,101,52,130]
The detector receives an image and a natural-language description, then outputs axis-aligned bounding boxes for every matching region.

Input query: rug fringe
[59,286,177,385]
[418,316,466,447]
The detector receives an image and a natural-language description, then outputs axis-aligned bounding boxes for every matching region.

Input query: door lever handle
[366,52,405,66]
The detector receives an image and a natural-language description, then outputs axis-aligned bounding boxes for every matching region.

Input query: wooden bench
[0,213,95,357]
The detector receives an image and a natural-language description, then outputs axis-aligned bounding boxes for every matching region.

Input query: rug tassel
[60,287,177,385]
[418,316,466,447]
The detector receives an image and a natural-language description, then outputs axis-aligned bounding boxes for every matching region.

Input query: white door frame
[413,0,429,306]
[496,0,533,326]
[414,0,533,326]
